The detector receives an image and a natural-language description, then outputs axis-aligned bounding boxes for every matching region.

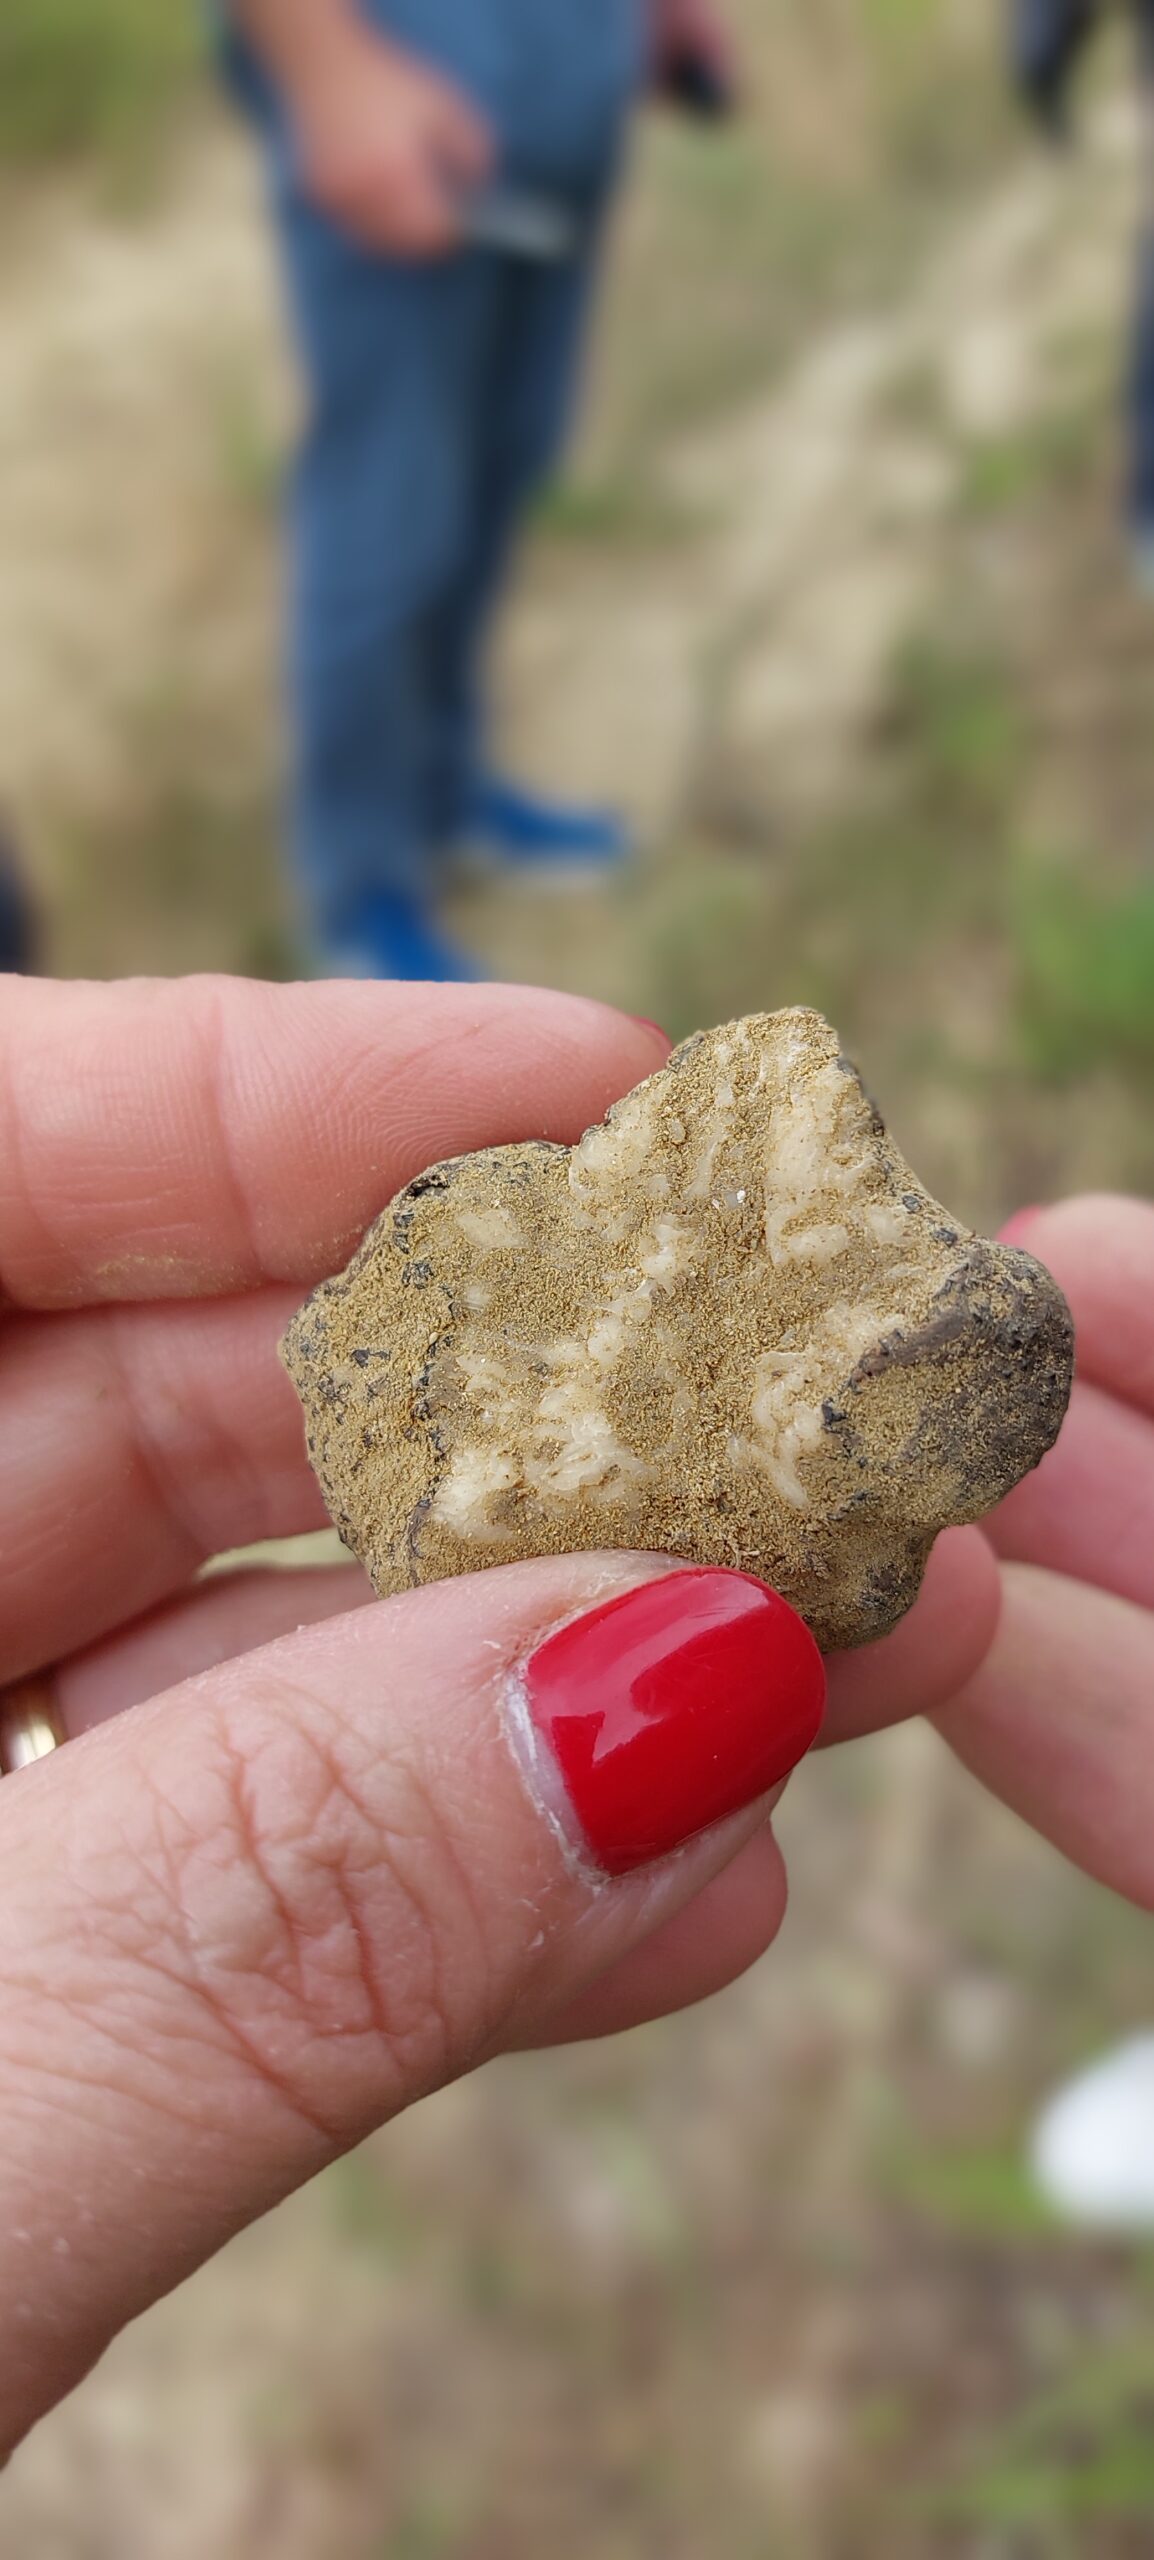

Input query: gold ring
[0,1677,65,1777]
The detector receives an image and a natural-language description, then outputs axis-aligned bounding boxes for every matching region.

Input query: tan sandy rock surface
[283,1010,1074,1651]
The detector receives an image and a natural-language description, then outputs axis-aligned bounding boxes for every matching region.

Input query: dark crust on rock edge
[282,1010,1075,1652]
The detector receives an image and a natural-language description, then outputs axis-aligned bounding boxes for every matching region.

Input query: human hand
[649,0,739,102]
[288,20,493,255]
[937,1196,1154,1904]
[0,977,995,2451]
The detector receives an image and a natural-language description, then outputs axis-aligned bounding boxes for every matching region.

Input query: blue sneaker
[320,891,481,984]
[458,775,630,877]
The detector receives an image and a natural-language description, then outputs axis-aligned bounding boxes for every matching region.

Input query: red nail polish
[631,1015,672,1051]
[523,1570,825,1877]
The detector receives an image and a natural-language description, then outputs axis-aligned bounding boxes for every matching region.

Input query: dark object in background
[0,821,36,973]
[1009,0,1103,133]
[658,43,738,122]
[1008,0,1154,563]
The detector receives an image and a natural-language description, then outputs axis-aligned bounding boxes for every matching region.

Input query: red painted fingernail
[523,1570,825,1877]
[631,1015,672,1051]
[1000,1205,1046,1248]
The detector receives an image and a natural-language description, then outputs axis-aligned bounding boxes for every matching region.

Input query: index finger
[0,978,669,1310]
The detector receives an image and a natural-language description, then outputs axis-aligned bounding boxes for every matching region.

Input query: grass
[959,395,1105,516]
[211,371,283,518]
[0,0,201,178]
[1013,867,1154,1079]
[573,0,1012,498]
[534,471,696,549]
[386,2499,473,2560]
[633,625,1022,1047]
[632,511,1154,1124]
[326,2151,415,2271]
[892,2134,1059,2240]
[924,2342,1154,2535]
[882,629,1024,807]
[48,701,294,984]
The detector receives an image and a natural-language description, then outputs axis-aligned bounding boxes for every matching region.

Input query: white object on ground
[1031,2035,1154,2229]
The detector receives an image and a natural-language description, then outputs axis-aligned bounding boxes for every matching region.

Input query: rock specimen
[283,1010,1074,1651]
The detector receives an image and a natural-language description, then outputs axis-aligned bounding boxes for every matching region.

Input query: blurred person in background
[1011,0,1154,585]
[217,0,735,980]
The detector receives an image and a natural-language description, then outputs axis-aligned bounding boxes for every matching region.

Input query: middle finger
[985,1378,1154,1611]
[0,1290,322,1680]
[57,1562,374,1733]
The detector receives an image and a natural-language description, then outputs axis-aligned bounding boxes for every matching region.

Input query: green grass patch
[212,377,282,518]
[959,399,1102,516]
[882,631,1024,808]
[638,851,805,1040]
[894,2134,1058,2239]
[0,0,201,177]
[1013,867,1154,1079]
[923,2341,1154,2534]
[386,2499,472,2560]
[535,471,695,550]
[48,698,294,983]
[326,2150,414,2269]
[637,631,1024,1047]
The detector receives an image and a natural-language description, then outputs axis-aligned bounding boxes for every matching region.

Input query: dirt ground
[3,37,1154,2558]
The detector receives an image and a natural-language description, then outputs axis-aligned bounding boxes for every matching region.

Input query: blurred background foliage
[0,0,199,174]
[2,3,1154,2555]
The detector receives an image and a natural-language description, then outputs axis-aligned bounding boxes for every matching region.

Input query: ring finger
[0,1290,320,1680]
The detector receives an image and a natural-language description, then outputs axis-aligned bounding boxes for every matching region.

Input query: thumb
[429,84,494,183]
[0,1555,822,2450]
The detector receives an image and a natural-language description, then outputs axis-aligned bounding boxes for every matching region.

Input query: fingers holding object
[1002,1195,1154,1421]
[521,1829,789,2046]
[821,1526,1002,1745]
[57,1563,375,1734]
[0,1558,824,2453]
[0,979,670,1312]
[38,1525,1006,2074]
[937,1562,1154,1909]
[984,1379,1154,1611]
[1,1274,1005,1722]
[60,1568,791,2045]
[0,1290,324,1681]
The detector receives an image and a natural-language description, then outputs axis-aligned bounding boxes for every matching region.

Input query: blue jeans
[279,197,604,930]
[224,14,632,938]
[1131,218,1154,535]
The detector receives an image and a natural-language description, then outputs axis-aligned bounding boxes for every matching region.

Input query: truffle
[283,1009,1074,1651]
